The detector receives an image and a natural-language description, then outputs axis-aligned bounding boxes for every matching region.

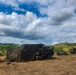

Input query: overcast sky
[0,0,76,44]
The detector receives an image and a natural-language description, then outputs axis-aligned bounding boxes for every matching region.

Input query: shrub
[0,52,3,56]
[55,48,67,55]
[70,48,76,54]
[56,50,67,55]
[0,50,6,56]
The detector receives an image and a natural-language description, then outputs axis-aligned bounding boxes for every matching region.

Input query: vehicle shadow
[32,56,61,61]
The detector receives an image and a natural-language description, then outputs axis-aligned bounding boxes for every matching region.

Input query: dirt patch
[0,55,76,75]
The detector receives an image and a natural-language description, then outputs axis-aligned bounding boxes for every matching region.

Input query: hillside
[52,42,76,54]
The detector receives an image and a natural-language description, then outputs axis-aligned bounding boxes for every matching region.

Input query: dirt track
[0,55,76,75]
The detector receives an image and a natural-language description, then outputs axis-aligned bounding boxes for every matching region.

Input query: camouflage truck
[6,44,54,64]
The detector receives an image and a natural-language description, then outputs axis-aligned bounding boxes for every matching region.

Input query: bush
[0,52,3,56]
[55,48,67,55]
[0,50,6,56]
[56,50,67,55]
[70,48,76,54]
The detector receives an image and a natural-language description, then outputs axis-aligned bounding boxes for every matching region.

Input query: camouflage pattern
[6,44,54,63]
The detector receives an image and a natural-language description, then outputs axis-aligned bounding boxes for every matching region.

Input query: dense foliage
[0,43,20,56]
[53,42,76,55]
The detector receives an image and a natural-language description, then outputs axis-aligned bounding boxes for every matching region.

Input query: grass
[0,50,6,56]
[52,42,76,55]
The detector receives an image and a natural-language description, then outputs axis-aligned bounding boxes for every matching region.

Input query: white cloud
[0,0,18,7]
[0,11,51,44]
[67,0,76,10]
[0,0,76,44]
[0,9,76,44]
[25,19,41,31]
[52,42,59,45]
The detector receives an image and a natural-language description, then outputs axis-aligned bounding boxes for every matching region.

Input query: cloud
[49,16,76,43]
[0,9,76,44]
[51,8,74,25]
[0,11,50,41]
[67,0,76,10]
[13,7,26,12]
[0,0,18,7]
[0,0,76,44]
